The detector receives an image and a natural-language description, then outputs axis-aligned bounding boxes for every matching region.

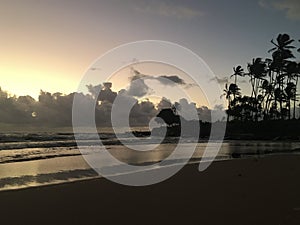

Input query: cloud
[129,69,147,82]
[214,104,224,111]
[98,82,117,103]
[274,0,300,20]
[197,106,212,122]
[259,0,300,20]
[130,100,157,125]
[197,105,226,122]
[157,97,172,111]
[156,75,186,86]
[127,69,190,97]
[210,77,228,85]
[86,84,102,98]
[175,98,198,121]
[134,1,204,20]
[210,76,247,85]
[126,79,152,97]
[87,83,117,103]
[129,69,186,85]
[0,83,227,129]
[258,0,269,8]
[126,70,152,97]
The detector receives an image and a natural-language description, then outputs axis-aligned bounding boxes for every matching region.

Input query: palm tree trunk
[294,76,298,119]
[250,76,255,98]
[288,99,291,120]
[265,94,271,118]
[278,72,283,119]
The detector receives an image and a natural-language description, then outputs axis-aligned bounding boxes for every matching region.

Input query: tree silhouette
[231,66,244,85]
[224,33,300,122]
[268,34,295,60]
[222,83,240,121]
[156,108,180,126]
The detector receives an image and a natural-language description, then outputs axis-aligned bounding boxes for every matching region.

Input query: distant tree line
[224,33,300,121]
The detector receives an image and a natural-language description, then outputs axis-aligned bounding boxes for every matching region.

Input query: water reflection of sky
[1,141,300,190]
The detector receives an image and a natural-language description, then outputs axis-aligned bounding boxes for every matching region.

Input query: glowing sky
[0,0,299,104]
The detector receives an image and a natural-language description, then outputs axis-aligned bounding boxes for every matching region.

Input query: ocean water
[0,132,300,190]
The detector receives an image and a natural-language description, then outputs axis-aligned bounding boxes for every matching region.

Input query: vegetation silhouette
[156,108,180,126]
[224,33,300,122]
[154,33,300,140]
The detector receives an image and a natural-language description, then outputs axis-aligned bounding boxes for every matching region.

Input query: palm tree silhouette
[222,33,299,122]
[285,82,296,119]
[261,79,273,118]
[230,66,244,104]
[230,66,244,85]
[268,34,295,60]
[222,83,240,121]
[247,58,267,99]
[268,34,296,119]
[283,61,299,118]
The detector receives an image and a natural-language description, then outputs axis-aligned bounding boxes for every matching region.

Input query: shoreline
[1,145,300,192]
[1,155,300,224]
[1,149,300,192]
[0,156,234,193]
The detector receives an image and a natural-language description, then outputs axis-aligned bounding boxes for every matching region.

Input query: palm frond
[284,39,294,45]
[268,47,277,53]
[285,46,295,49]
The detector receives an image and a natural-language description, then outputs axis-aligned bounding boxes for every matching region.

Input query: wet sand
[1,155,300,225]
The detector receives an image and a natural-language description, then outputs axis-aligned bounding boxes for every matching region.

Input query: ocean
[1,131,300,190]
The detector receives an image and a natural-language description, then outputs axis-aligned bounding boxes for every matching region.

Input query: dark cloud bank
[0,72,225,130]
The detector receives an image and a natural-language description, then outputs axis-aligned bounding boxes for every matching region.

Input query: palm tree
[268,34,295,60]
[295,63,300,118]
[230,66,244,85]
[247,58,267,99]
[260,79,274,118]
[285,82,296,119]
[283,61,299,118]
[268,34,296,119]
[224,33,299,121]
[230,66,244,104]
[229,84,240,99]
[222,83,240,121]
[246,58,267,120]
[222,84,231,108]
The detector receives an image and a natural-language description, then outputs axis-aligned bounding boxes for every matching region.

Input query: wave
[0,132,182,151]
[0,132,116,143]
[0,168,99,191]
[0,156,229,191]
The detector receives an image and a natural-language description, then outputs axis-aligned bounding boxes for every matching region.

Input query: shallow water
[0,132,300,190]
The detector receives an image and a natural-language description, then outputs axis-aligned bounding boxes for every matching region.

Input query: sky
[0,0,300,105]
